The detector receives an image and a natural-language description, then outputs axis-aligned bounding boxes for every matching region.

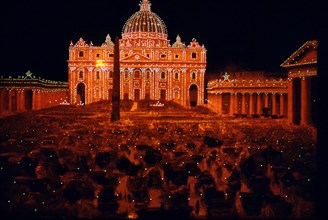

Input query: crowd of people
[0,101,316,219]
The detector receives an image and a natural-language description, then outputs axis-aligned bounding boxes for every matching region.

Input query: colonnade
[209,92,287,117]
[0,88,69,115]
[287,77,315,125]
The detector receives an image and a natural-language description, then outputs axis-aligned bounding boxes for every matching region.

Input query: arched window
[134,70,141,79]
[79,71,83,80]
[161,72,166,79]
[192,72,196,80]
[125,71,129,79]
[109,71,113,78]
[173,87,180,99]
[175,72,179,80]
[146,71,150,79]
[96,71,100,80]
[174,91,180,99]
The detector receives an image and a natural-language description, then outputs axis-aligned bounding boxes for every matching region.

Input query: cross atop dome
[140,0,151,11]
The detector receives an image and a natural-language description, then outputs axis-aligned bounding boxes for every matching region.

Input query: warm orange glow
[95,59,105,68]
[68,0,206,106]
[127,212,138,219]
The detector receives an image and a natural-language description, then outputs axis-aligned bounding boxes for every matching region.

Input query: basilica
[0,1,316,128]
[68,0,206,107]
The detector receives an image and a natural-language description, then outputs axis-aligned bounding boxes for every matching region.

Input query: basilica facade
[68,0,206,107]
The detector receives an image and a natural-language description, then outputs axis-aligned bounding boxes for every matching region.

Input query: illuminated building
[68,0,206,107]
[207,71,288,117]
[207,40,317,125]
[281,40,317,126]
[0,71,69,115]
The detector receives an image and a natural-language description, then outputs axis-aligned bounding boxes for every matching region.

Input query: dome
[122,0,167,35]
[172,35,185,48]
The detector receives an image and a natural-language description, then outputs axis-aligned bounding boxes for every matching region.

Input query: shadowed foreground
[0,101,316,219]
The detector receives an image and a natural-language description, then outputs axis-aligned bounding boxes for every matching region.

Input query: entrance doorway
[145,93,150,101]
[77,83,86,104]
[134,89,140,101]
[189,84,198,107]
[160,90,166,101]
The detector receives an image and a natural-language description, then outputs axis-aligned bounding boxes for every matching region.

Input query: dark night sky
[0,0,318,81]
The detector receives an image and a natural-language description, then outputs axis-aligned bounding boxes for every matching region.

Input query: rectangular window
[160,54,167,59]
[175,54,179,59]
[96,54,100,58]
[192,52,197,59]
[79,51,84,57]
[108,54,114,58]
[147,54,150,58]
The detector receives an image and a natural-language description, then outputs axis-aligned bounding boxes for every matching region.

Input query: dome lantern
[140,0,151,11]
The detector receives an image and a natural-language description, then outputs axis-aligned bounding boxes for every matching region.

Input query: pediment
[281,40,317,67]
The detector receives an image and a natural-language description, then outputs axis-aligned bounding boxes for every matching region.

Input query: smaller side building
[207,71,288,117]
[0,71,69,116]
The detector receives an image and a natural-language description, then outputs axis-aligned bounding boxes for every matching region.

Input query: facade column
[280,93,284,116]
[18,90,25,111]
[218,93,222,115]
[32,90,38,110]
[249,93,254,115]
[39,91,43,109]
[287,79,294,124]
[40,91,44,109]
[272,93,277,115]
[301,77,310,125]
[229,93,234,116]
[233,93,238,115]
[264,93,269,108]
[256,93,261,115]
[241,93,246,114]
[8,90,12,111]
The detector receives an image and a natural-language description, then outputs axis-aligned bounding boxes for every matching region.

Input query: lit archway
[77,83,86,104]
[189,84,198,107]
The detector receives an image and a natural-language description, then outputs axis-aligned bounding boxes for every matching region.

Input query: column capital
[181,68,188,73]
[69,67,77,72]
